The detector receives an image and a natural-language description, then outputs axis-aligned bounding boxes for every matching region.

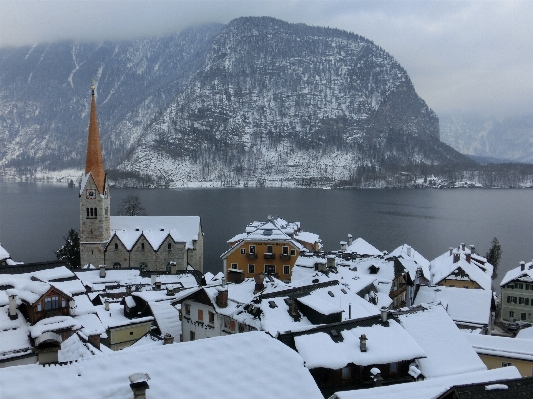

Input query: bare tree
[119,195,147,216]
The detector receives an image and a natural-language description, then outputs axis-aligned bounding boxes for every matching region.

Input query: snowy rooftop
[95,302,153,329]
[500,261,533,286]
[395,304,487,378]
[413,286,491,326]
[345,237,383,257]
[0,243,10,260]
[110,216,200,250]
[464,334,533,361]
[516,325,533,340]
[294,319,426,369]
[331,367,521,399]
[0,332,323,399]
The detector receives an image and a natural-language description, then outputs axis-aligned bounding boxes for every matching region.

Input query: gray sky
[1,0,532,118]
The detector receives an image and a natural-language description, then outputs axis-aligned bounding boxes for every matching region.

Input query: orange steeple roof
[85,82,106,194]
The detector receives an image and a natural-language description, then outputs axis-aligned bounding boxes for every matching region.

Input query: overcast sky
[1,0,531,118]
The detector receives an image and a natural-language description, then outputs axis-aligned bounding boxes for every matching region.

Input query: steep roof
[84,86,106,194]
[430,248,492,290]
[345,237,383,257]
[500,261,533,286]
[464,334,533,362]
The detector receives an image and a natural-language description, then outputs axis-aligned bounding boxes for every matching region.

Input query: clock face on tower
[86,189,96,199]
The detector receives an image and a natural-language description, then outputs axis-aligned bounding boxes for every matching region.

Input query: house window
[61,298,66,308]
[265,265,275,274]
[249,245,256,254]
[51,296,59,309]
[248,264,255,274]
[509,310,515,319]
[113,262,121,269]
[266,245,273,253]
[282,246,289,255]
[290,249,296,256]
[283,265,290,275]
[230,320,236,331]
[190,331,195,341]
[45,297,51,310]
[519,297,525,305]
[521,313,527,321]
[114,243,118,250]
[168,243,172,250]
[231,263,238,270]
[37,302,42,312]
[342,367,351,379]
[184,304,191,316]
[240,248,246,254]
[502,362,513,367]
[390,362,398,373]
[198,309,204,322]
[208,311,214,324]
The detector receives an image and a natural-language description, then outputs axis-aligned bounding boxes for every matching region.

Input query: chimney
[461,243,465,251]
[105,298,110,311]
[254,273,265,294]
[521,261,526,271]
[466,252,471,263]
[453,251,460,264]
[288,297,300,320]
[327,255,336,269]
[126,284,132,295]
[349,303,352,319]
[316,261,326,272]
[99,265,106,278]
[348,234,353,246]
[449,247,454,256]
[470,245,475,254]
[222,277,226,288]
[69,299,77,316]
[7,289,18,320]
[155,281,162,291]
[380,307,388,323]
[359,334,368,352]
[163,333,174,345]
[129,374,150,399]
[340,241,347,251]
[371,368,383,387]
[216,286,228,308]
[151,274,157,285]
[406,246,412,257]
[169,262,177,274]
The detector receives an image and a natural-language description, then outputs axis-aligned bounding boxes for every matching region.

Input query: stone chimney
[348,234,353,246]
[99,265,106,278]
[521,261,526,271]
[254,273,265,294]
[359,334,367,352]
[470,245,476,254]
[461,243,466,251]
[154,281,162,291]
[105,298,110,311]
[129,373,150,399]
[163,333,174,345]
[69,298,77,316]
[449,247,454,256]
[380,307,388,323]
[340,241,347,251]
[316,261,326,272]
[453,251,460,264]
[466,252,471,263]
[126,284,132,295]
[216,285,228,308]
[327,255,336,269]
[7,289,18,320]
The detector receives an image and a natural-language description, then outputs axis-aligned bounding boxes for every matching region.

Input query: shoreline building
[80,84,203,272]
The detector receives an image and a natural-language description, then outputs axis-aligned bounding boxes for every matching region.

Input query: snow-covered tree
[55,228,81,269]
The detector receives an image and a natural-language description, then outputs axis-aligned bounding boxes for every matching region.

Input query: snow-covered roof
[430,248,492,290]
[294,319,426,369]
[413,286,492,326]
[500,261,533,286]
[464,334,533,361]
[395,304,487,378]
[345,238,383,257]
[28,316,82,339]
[58,333,101,363]
[0,332,323,399]
[0,243,10,260]
[516,325,533,340]
[95,302,153,329]
[110,215,200,250]
[148,301,181,341]
[294,231,321,245]
[0,325,32,361]
[388,244,431,281]
[332,367,521,399]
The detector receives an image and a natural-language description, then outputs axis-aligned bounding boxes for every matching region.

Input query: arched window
[94,208,97,218]
[90,208,94,217]
[86,208,90,217]
[139,262,148,272]
[112,262,121,269]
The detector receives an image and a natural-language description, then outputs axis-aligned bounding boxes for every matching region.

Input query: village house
[464,333,533,377]
[80,84,203,272]
[221,217,313,282]
[500,260,533,323]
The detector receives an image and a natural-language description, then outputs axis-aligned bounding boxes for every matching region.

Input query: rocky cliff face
[1,17,469,184]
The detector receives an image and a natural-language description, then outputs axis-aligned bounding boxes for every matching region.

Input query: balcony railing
[246,253,258,259]
[263,253,275,259]
[279,254,291,260]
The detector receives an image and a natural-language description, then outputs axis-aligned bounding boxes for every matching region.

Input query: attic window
[263,230,273,236]
[341,288,347,294]
[268,301,277,308]
[328,291,334,297]
[160,228,164,231]
[135,228,140,231]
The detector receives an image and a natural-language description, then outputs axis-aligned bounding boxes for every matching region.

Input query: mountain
[440,114,533,164]
[0,17,471,185]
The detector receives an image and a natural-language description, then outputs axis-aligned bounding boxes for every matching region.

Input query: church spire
[85,80,106,194]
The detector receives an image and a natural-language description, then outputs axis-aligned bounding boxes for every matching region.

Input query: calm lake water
[0,181,532,285]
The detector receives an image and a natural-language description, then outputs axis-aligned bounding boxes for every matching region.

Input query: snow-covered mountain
[1,17,470,184]
[440,114,533,164]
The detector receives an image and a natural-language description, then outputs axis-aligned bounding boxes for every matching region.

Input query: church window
[86,208,90,217]
[141,243,145,250]
[113,262,121,269]
[90,208,94,217]
[139,262,148,271]
[94,208,97,218]
[168,243,172,250]
[114,243,118,250]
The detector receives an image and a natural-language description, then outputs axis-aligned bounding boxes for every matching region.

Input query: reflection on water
[1,182,532,283]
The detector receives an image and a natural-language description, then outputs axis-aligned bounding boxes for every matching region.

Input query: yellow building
[221,218,315,282]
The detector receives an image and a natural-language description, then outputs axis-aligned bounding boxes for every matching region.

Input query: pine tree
[55,228,81,269]
[485,237,502,281]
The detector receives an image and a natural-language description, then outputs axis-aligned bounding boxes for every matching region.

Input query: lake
[0,181,532,286]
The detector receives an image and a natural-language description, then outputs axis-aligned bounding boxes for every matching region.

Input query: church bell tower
[80,82,110,267]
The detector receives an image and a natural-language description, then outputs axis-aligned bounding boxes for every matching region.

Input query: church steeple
[85,81,106,194]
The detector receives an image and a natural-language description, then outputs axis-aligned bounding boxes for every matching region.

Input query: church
[79,84,203,272]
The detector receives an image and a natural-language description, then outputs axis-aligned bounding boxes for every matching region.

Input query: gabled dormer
[22,285,73,325]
